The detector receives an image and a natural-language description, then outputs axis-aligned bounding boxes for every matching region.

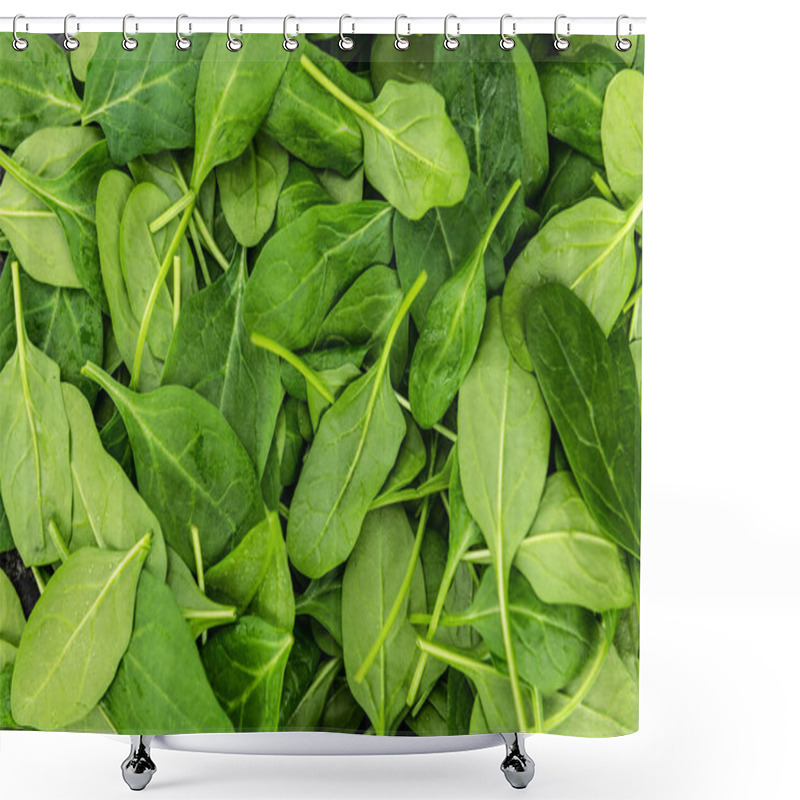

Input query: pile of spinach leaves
[0,32,643,738]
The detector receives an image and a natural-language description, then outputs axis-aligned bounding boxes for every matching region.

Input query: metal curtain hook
[500,14,515,50]
[616,14,632,51]
[553,14,570,51]
[339,15,355,50]
[63,14,79,51]
[176,14,191,50]
[443,14,460,50]
[283,16,299,51]
[12,15,28,51]
[122,15,138,51]
[227,15,243,51]
[394,15,410,50]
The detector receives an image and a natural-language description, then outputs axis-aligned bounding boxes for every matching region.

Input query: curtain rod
[0,16,646,37]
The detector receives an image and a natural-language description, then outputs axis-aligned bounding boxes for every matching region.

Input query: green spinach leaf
[274,161,333,229]
[543,635,638,736]
[282,656,341,730]
[286,274,424,578]
[62,383,168,579]
[369,35,434,92]
[82,34,208,164]
[503,196,641,371]
[342,507,426,735]
[0,569,25,648]
[206,509,286,613]
[82,363,262,570]
[0,127,105,299]
[538,45,624,164]
[469,472,634,612]
[165,547,237,640]
[524,284,640,557]
[301,56,470,220]
[295,570,343,646]
[96,171,160,391]
[191,34,290,189]
[447,567,596,694]
[0,263,72,566]
[202,616,293,732]
[162,248,281,475]
[0,34,81,148]
[11,535,150,729]
[0,264,103,403]
[217,130,288,247]
[456,298,550,725]
[266,38,372,176]
[393,174,505,329]
[243,200,393,351]
[432,37,547,249]
[102,570,234,733]
[601,69,644,212]
[409,182,520,429]
[539,141,602,223]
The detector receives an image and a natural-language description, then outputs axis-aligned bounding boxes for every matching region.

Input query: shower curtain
[0,29,643,739]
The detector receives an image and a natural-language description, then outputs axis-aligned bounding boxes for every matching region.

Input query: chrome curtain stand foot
[121,735,156,791]
[500,733,535,789]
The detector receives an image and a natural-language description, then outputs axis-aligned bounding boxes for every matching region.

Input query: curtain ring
[616,15,632,51]
[63,14,79,51]
[443,14,460,51]
[553,14,570,51]
[394,15,410,51]
[227,15,243,51]
[339,15,355,51]
[283,15,299,51]
[122,15,138,51]
[499,14,515,50]
[12,15,28,51]
[176,14,191,50]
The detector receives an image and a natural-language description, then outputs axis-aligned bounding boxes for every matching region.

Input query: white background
[2,1,799,798]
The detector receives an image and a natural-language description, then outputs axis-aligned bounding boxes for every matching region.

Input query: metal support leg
[500,733,535,789]
[121,735,156,791]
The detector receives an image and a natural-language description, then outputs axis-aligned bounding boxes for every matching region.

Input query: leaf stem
[461,547,491,564]
[531,687,544,733]
[416,638,499,678]
[149,190,196,234]
[300,55,372,127]
[172,256,181,329]
[370,474,450,511]
[250,333,335,405]
[189,218,212,287]
[47,520,70,563]
[394,393,456,442]
[542,624,611,732]
[591,171,616,204]
[31,566,46,595]
[182,607,238,622]
[354,438,436,684]
[192,209,230,272]
[190,524,207,645]
[497,567,528,730]
[130,200,195,390]
[190,525,205,592]
[480,180,522,256]
[406,551,461,707]
[381,271,427,378]
[623,285,643,314]
[165,149,228,272]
